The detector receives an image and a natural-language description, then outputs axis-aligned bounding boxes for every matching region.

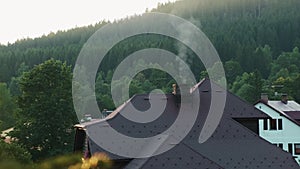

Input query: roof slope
[124,141,224,169]
[256,100,300,126]
[268,100,300,112]
[78,79,300,169]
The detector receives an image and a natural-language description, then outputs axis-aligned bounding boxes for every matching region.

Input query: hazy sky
[0,0,176,44]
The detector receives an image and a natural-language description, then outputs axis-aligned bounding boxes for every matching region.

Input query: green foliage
[9,62,30,96]
[0,1,299,166]
[0,0,299,102]
[37,153,81,169]
[0,0,300,84]
[0,0,299,104]
[266,47,300,102]
[0,0,299,167]
[252,45,273,78]
[236,83,256,102]
[0,2,299,161]
[0,83,16,130]
[0,140,32,165]
[291,74,300,102]
[95,68,176,111]
[0,152,112,169]
[231,71,263,103]
[224,60,243,85]
[10,59,77,161]
[270,47,300,80]
[0,151,113,169]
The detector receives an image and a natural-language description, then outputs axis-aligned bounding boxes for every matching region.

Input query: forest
[0,0,300,164]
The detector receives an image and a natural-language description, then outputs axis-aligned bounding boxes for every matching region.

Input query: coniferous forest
[0,0,300,164]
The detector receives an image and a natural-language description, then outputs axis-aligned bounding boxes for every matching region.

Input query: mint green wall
[255,103,300,165]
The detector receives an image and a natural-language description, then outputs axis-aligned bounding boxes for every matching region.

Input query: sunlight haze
[0,0,176,44]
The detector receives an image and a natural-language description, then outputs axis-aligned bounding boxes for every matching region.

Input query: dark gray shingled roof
[76,78,300,169]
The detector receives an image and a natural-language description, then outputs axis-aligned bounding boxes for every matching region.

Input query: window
[263,119,268,130]
[270,119,277,130]
[295,144,300,155]
[263,119,283,131]
[288,143,293,154]
[278,119,283,130]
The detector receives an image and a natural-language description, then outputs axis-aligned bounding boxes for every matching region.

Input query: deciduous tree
[11,59,77,160]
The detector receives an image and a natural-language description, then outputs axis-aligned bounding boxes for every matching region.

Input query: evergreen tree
[0,83,16,130]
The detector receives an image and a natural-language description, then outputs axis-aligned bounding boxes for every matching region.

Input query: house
[74,79,300,169]
[255,94,300,165]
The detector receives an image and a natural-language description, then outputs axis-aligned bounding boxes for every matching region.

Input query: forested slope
[0,0,300,108]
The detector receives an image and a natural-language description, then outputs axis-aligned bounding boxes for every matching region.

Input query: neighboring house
[74,79,300,169]
[255,95,300,165]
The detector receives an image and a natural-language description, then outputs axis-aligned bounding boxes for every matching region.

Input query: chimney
[172,83,192,105]
[281,94,288,104]
[261,93,268,104]
[172,83,190,96]
[172,84,177,95]
[172,84,180,105]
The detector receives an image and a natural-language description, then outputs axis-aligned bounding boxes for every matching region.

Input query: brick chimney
[261,93,268,104]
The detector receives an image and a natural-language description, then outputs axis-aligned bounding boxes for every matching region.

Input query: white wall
[255,103,300,165]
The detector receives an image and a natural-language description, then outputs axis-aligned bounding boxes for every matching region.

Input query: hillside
[0,0,300,105]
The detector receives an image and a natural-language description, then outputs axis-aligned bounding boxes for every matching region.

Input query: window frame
[278,119,283,130]
[288,143,293,154]
[295,144,300,155]
[263,119,268,130]
[269,119,277,130]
